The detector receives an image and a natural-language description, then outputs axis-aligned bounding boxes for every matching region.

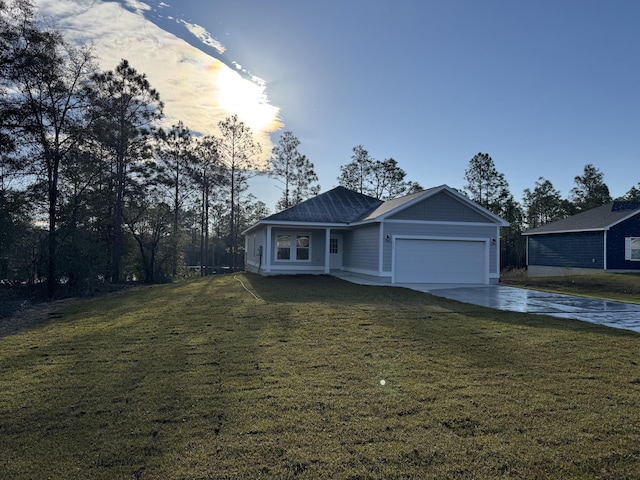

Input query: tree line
[2,1,638,298]
[0,0,322,298]
[462,152,639,270]
[336,148,638,271]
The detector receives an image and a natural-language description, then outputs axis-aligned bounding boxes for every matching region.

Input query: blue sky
[34,0,640,211]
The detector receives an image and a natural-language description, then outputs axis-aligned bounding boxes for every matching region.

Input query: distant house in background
[243,185,509,285]
[523,202,640,277]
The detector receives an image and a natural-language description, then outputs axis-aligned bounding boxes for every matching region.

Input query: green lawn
[501,271,640,304]
[1,274,640,479]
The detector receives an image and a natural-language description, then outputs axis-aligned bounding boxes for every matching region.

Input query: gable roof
[358,188,436,221]
[243,184,508,234]
[357,185,509,225]
[523,202,640,236]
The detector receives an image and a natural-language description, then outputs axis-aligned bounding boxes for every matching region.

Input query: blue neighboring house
[523,201,640,276]
[243,185,509,285]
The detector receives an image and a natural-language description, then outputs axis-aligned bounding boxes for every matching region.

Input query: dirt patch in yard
[0,298,79,339]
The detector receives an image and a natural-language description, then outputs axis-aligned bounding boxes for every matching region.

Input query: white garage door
[395,239,486,284]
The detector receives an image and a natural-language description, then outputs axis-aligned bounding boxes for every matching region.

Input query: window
[329,238,339,254]
[277,235,290,260]
[276,233,311,261]
[627,237,640,261]
[296,235,310,260]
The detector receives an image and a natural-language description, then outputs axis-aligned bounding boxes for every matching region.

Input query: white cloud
[177,19,226,54]
[122,0,151,14]
[32,0,281,165]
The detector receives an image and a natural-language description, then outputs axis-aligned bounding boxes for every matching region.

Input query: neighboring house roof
[243,184,508,234]
[523,202,640,236]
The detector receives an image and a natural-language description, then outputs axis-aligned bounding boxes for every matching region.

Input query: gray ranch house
[243,185,509,285]
[523,201,640,277]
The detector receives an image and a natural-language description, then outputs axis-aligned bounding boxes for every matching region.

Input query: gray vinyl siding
[382,222,499,273]
[343,224,380,272]
[389,191,489,223]
[270,228,326,267]
[527,232,604,268]
[245,227,267,273]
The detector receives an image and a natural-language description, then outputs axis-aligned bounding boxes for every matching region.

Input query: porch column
[324,228,331,274]
[265,225,272,273]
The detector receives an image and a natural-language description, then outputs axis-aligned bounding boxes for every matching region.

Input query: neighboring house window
[276,233,311,261]
[626,237,640,261]
[329,238,339,254]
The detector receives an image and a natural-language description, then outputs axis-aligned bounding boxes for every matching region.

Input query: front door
[329,235,343,270]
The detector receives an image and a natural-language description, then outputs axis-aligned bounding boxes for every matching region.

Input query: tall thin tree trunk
[172,165,179,278]
[200,179,205,277]
[204,181,210,275]
[112,160,124,283]
[47,171,58,299]
[229,162,236,269]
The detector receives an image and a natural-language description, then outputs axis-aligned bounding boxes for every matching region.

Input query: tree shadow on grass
[240,273,639,338]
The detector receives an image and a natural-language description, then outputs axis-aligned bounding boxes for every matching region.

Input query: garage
[394,238,487,284]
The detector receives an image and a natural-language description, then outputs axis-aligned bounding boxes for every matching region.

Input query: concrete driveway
[411,284,640,333]
[332,272,640,333]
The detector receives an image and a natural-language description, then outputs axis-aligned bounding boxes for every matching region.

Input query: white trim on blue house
[526,227,609,235]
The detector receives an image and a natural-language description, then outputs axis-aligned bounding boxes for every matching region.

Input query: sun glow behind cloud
[215,66,282,133]
[32,0,282,165]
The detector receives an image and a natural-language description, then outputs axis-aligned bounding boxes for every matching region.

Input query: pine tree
[269,131,320,210]
[91,59,164,283]
[217,115,261,269]
[569,164,611,212]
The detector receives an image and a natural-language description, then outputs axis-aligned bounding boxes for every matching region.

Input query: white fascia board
[349,218,381,227]
[383,219,499,227]
[242,221,264,235]
[523,227,606,236]
[243,220,349,235]
[262,221,349,229]
[606,210,640,228]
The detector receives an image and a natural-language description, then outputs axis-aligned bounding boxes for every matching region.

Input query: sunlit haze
[33,0,281,167]
[32,0,640,211]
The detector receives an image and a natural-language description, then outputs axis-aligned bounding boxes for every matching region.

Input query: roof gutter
[523,227,607,236]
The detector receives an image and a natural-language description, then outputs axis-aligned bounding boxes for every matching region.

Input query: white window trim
[625,237,640,261]
[275,232,312,262]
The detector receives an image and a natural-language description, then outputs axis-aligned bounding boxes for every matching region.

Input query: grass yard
[501,271,640,304]
[1,274,640,479]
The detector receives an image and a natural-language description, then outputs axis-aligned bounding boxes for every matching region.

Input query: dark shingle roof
[523,202,640,235]
[265,186,382,223]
